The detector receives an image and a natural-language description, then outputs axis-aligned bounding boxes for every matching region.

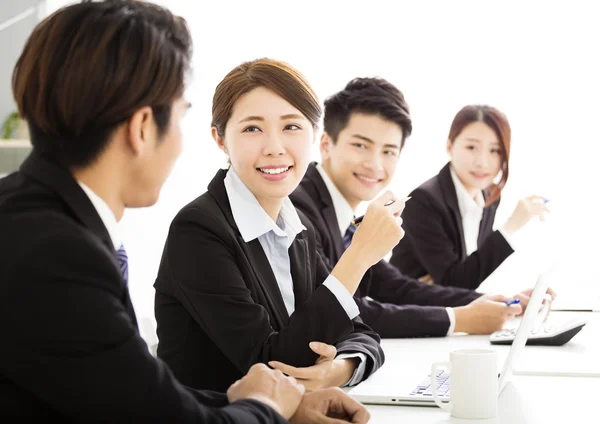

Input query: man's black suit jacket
[290,162,481,338]
[0,153,286,423]
[390,163,514,289]
[154,169,384,393]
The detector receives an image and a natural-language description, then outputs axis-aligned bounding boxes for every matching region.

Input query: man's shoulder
[2,208,110,263]
[0,172,87,249]
[291,186,328,233]
[291,171,328,216]
[1,170,80,231]
[291,176,318,205]
[0,171,59,214]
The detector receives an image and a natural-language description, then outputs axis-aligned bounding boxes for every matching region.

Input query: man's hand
[512,287,557,314]
[454,294,522,334]
[269,342,358,391]
[227,363,305,420]
[291,387,370,424]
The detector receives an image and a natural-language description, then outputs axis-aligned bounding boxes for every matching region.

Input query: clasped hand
[269,342,358,392]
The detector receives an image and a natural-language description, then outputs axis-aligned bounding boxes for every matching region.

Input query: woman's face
[213,86,314,211]
[447,121,503,195]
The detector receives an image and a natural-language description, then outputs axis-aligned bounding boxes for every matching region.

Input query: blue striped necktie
[116,244,129,285]
[343,224,356,250]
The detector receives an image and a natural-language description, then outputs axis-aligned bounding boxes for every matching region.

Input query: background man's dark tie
[116,244,129,285]
[343,224,356,250]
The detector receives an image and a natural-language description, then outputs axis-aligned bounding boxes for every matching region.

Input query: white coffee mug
[431,348,498,419]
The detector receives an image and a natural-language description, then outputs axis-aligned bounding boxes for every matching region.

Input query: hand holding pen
[506,286,556,317]
[351,196,411,227]
[329,191,409,295]
[346,191,407,268]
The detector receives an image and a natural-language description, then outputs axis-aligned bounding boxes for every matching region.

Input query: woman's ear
[446,138,453,156]
[211,127,227,154]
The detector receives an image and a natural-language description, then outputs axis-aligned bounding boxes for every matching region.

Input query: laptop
[348,274,550,406]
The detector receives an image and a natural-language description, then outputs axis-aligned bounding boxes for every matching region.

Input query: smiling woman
[390,105,549,290]
[211,86,315,220]
[152,58,407,393]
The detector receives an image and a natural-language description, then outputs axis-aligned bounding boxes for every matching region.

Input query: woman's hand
[269,342,358,392]
[349,191,406,268]
[332,191,406,294]
[502,195,550,235]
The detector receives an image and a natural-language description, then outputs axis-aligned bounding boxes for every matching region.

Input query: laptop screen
[498,273,550,392]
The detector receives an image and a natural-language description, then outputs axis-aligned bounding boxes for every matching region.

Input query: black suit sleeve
[400,188,514,290]
[0,222,286,424]
[161,208,361,373]
[354,297,450,338]
[313,252,385,380]
[356,260,481,337]
[368,260,481,307]
[291,185,480,338]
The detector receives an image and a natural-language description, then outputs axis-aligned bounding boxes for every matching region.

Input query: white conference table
[354,311,598,423]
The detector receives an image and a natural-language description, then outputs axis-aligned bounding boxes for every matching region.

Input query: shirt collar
[224,168,306,243]
[77,182,121,250]
[449,166,485,217]
[316,163,356,237]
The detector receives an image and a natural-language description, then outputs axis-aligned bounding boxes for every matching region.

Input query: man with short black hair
[0,2,369,422]
[292,77,539,338]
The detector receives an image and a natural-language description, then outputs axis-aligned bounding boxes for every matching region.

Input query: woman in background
[390,105,548,290]
[154,58,405,393]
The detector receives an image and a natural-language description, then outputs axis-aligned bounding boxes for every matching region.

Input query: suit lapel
[289,233,310,311]
[438,163,467,260]
[306,164,344,259]
[207,169,291,327]
[246,240,289,326]
[322,205,344,258]
[478,191,497,246]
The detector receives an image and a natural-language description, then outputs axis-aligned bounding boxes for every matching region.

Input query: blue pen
[504,299,521,306]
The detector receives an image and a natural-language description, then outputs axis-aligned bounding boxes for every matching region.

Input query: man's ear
[127,106,154,156]
[320,132,333,160]
[211,127,227,154]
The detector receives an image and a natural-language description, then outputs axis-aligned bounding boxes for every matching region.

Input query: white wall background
[44,1,600,326]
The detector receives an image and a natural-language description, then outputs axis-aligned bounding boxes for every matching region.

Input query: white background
[44,1,600,328]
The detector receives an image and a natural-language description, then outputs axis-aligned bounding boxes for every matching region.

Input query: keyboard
[409,369,450,398]
[490,317,587,346]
